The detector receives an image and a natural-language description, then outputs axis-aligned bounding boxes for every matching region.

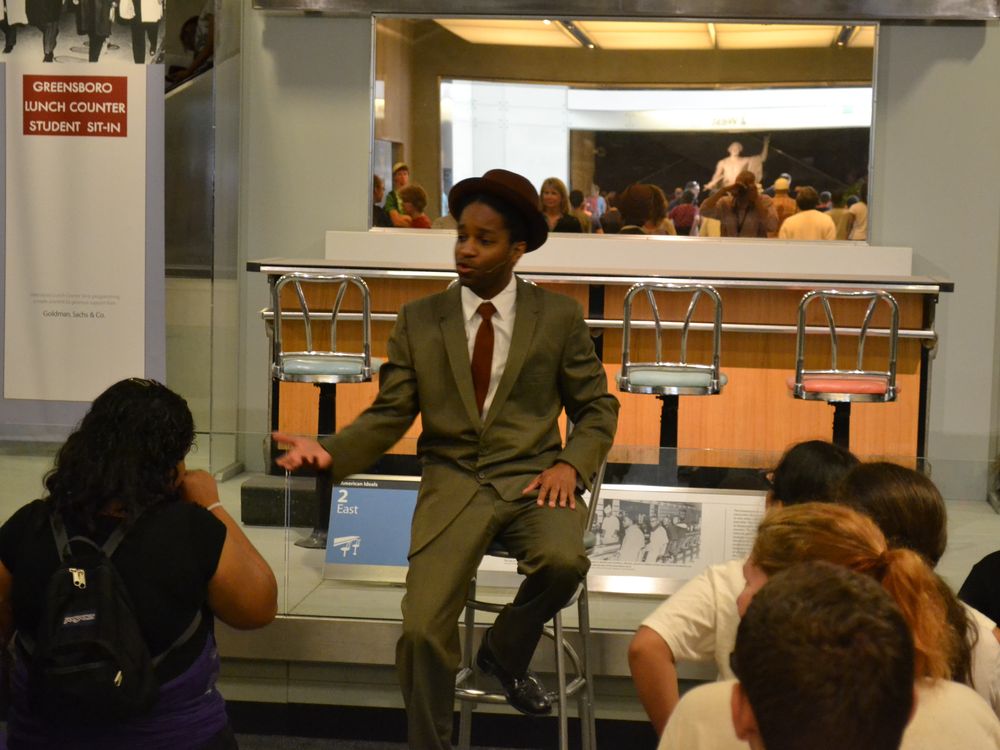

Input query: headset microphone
[460,259,508,275]
[479,260,508,275]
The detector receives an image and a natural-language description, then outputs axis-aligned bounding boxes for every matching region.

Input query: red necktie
[471,302,497,415]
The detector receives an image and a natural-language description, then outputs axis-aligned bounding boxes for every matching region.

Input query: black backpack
[17,510,201,722]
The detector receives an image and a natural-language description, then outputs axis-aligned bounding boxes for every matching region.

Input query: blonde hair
[540,177,570,215]
[752,503,965,681]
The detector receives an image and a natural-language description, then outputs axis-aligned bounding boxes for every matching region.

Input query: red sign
[22,75,128,138]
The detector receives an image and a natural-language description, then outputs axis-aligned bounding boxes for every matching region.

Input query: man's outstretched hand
[271,432,332,471]
[523,462,578,510]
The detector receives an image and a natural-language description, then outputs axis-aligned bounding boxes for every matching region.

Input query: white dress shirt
[460,275,517,417]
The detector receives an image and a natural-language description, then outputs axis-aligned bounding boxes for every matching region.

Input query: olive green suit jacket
[321,277,620,556]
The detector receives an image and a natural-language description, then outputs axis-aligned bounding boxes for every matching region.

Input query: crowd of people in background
[372,163,869,242]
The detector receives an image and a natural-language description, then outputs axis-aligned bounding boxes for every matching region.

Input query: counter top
[250,256,953,294]
[243,229,955,292]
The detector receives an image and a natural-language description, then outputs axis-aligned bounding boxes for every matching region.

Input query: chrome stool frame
[268,272,380,547]
[788,289,900,448]
[617,282,725,449]
[454,462,607,750]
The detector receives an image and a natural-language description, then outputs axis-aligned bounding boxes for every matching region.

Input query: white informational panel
[5,63,147,401]
[477,485,766,593]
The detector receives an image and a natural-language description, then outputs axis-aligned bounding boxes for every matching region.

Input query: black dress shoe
[476,630,552,716]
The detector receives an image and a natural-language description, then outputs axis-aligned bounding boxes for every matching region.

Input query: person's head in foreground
[837,461,947,567]
[766,439,858,508]
[447,169,548,300]
[730,561,915,750]
[742,503,968,683]
[45,378,194,531]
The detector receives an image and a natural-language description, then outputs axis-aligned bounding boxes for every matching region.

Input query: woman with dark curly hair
[0,378,277,748]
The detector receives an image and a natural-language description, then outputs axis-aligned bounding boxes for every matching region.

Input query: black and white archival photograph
[591,497,703,566]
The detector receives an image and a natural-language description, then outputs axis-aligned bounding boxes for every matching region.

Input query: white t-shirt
[640,558,745,680]
[905,678,1000,749]
[640,565,1000,719]
[966,602,1000,716]
[777,209,836,240]
[659,678,1000,750]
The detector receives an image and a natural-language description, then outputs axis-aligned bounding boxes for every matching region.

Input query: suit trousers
[396,483,590,750]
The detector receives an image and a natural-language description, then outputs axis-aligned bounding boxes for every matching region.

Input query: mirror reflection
[373,18,875,241]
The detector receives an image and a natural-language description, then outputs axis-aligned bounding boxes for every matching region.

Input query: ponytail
[753,503,965,681]
[878,547,964,681]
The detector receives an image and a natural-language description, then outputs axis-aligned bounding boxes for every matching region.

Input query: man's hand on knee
[523,461,578,509]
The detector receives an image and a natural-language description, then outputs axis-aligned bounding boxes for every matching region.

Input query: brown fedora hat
[448,169,549,252]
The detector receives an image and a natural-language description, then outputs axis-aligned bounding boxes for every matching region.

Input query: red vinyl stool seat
[787,290,900,448]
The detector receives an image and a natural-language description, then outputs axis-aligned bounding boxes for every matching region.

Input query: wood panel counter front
[251,231,950,463]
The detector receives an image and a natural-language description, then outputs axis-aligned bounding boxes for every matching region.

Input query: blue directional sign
[324,476,419,568]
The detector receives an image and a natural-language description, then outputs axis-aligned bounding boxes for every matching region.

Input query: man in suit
[274,169,619,749]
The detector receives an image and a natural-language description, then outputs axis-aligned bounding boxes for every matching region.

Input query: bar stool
[616,283,726,450]
[269,272,381,548]
[454,461,607,750]
[787,289,900,449]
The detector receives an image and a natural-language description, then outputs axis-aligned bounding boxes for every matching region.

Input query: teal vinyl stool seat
[786,289,900,449]
[625,366,729,391]
[454,461,607,750]
[271,272,383,385]
[269,272,382,547]
[616,283,726,449]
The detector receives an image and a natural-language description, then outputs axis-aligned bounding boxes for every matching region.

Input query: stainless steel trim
[249,264,951,294]
[251,0,999,21]
[259,308,938,342]
[216,614,647,678]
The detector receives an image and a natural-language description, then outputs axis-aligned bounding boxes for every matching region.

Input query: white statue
[705,136,770,190]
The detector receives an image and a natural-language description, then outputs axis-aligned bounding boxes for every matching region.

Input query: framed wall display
[477,485,766,594]
[325,476,766,594]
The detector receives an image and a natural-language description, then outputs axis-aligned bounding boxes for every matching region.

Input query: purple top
[4,633,228,749]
